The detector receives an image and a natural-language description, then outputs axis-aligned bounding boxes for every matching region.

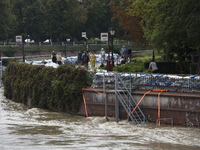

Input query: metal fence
[92,72,200,93]
[0,40,131,47]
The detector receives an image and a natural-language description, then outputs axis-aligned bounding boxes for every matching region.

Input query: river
[0,87,200,150]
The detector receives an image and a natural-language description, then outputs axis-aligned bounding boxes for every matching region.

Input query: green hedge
[2,61,92,113]
[190,63,197,74]
[144,61,196,74]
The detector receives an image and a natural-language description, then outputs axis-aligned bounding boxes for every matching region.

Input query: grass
[99,50,164,73]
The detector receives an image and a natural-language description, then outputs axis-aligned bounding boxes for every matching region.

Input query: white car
[25,39,35,43]
[43,39,51,43]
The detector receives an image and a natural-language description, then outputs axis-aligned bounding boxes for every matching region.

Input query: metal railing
[0,40,131,47]
[114,72,148,125]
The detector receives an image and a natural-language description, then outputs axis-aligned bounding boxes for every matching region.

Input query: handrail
[128,89,168,126]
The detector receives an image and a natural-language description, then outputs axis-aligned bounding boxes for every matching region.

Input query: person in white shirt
[100,48,105,64]
[148,59,158,73]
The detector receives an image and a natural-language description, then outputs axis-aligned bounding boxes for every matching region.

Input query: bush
[2,61,92,113]
[113,62,146,73]
[190,63,197,74]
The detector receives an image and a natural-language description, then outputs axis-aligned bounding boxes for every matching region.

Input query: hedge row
[144,61,197,74]
[2,61,93,113]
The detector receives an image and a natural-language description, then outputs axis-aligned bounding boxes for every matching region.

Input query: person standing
[124,48,128,63]
[56,52,62,65]
[100,48,105,64]
[89,51,96,70]
[148,59,158,73]
[51,51,57,63]
[128,48,132,62]
[121,45,125,55]
[82,51,89,68]
[77,50,82,65]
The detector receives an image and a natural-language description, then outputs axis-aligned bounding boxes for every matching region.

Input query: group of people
[120,45,132,64]
[76,50,91,68]
[76,48,106,69]
[120,45,158,73]
[51,49,105,70]
[51,51,62,65]
[51,47,158,73]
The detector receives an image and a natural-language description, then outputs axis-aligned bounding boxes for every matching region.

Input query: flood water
[0,87,200,150]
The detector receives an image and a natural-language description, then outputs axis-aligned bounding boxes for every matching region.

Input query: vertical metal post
[22,34,25,62]
[127,72,132,121]
[105,92,108,121]
[111,35,114,67]
[103,72,105,94]
[0,50,2,86]
[115,72,119,123]
[65,44,67,57]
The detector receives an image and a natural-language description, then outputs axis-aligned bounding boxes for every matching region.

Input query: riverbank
[1,86,200,149]
[2,61,200,127]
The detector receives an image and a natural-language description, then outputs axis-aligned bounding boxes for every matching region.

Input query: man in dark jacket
[82,51,89,68]
[77,50,82,65]
[51,51,57,63]
[128,48,132,62]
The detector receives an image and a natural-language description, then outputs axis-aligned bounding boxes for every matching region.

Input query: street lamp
[109,27,115,66]
[152,49,155,61]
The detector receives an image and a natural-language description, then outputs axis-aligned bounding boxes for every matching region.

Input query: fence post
[105,92,108,121]
[115,72,119,123]
[103,72,105,94]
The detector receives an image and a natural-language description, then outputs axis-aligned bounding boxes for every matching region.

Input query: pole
[0,47,1,86]
[115,72,119,123]
[22,34,25,62]
[105,92,108,121]
[65,44,66,56]
[107,31,110,71]
[86,32,88,53]
[111,35,114,66]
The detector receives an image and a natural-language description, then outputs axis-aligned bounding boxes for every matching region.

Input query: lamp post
[152,49,155,61]
[22,34,25,62]
[109,27,115,66]
[27,35,30,47]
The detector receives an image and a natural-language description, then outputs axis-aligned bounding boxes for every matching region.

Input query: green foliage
[190,63,197,75]
[2,61,92,113]
[129,0,199,62]
[113,62,146,73]
[43,0,87,40]
[0,0,10,40]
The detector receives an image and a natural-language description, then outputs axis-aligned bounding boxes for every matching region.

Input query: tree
[109,0,148,46]
[128,0,200,73]
[24,0,46,42]
[129,0,200,57]
[80,0,122,39]
[43,0,87,41]
[11,0,26,36]
[0,0,11,40]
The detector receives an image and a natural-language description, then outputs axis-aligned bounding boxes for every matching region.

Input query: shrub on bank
[2,61,93,113]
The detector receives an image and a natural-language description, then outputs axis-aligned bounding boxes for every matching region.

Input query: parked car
[43,39,51,43]
[25,39,35,43]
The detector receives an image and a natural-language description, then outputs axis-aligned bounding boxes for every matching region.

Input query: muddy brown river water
[0,87,200,150]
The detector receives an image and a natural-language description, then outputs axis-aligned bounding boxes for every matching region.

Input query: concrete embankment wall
[79,89,200,127]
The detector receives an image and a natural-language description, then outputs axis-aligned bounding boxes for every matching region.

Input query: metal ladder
[114,73,148,125]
